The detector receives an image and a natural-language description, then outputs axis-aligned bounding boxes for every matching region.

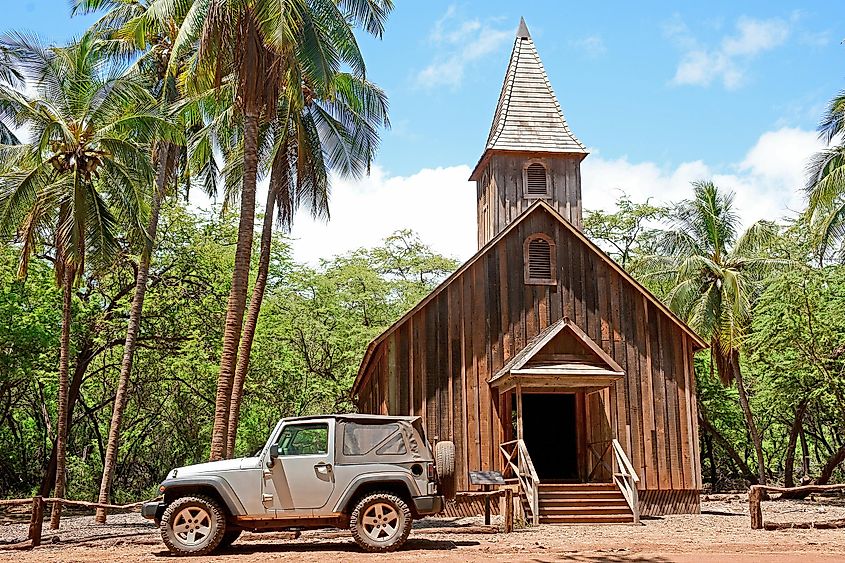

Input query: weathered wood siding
[355,206,702,505]
[477,154,583,248]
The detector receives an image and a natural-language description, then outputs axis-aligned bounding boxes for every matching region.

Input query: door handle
[314,462,333,475]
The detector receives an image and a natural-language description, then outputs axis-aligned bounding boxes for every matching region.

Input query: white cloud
[570,35,607,58]
[288,165,476,264]
[190,128,824,265]
[667,16,790,89]
[415,7,512,89]
[582,127,824,227]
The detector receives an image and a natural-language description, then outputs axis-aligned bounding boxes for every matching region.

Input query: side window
[277,423,329,456]
[343,422,400,456]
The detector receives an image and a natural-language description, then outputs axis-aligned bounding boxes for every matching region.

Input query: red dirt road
[2,496,845,562]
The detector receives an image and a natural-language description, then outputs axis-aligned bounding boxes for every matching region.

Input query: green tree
[749,261,845,485]
[71,0,194,521]
[637,181,784,484]
[804,90,845,260]
[0,31,160,526]
[583,193,666,269]
[135,0,393,460]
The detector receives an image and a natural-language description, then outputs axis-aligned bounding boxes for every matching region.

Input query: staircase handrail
[611,438,640,524]
[499,439,540,525]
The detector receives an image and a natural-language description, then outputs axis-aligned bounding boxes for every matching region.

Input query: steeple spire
[471,18,588,247]
[516,16,530,39]
[471,17,586,181]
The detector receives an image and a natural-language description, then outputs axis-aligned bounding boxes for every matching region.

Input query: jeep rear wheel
[160,495,226,556]
[350,492,412,552]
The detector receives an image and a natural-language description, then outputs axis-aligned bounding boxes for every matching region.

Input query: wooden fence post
[749,486,763,529]
[28,496,44,547]
[503,488,513,533]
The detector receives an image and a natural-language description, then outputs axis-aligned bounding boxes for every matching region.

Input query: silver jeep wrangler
[142,414,456,555]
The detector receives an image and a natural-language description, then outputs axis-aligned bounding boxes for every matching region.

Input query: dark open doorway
[520,393,578,481]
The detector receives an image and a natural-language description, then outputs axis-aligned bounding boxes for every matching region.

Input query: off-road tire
[219,529,242,549]
[160,495,226,556]
[434,440,457,500]
[349,492,412,552]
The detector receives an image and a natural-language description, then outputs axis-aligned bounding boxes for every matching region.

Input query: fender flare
[160,476,247,516]
[332,472,421,513]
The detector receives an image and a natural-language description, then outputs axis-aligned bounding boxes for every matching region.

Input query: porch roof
[488,316,624,393]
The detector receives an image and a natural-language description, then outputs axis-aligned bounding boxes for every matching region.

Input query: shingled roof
[472,18,586,180]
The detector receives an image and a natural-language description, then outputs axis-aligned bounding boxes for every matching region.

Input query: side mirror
[267,444,279,468]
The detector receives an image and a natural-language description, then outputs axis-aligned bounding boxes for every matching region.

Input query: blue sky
[6,2,844,262]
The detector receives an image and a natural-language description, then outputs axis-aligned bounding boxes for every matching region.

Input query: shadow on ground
[150,537,479,557]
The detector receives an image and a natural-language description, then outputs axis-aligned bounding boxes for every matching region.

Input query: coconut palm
[71,0,193,523]
[805,91,845,260]
[133,0,393,460]
[0,31,162,527]
[636,181,784,484]
[0,45,23,144]
[225,70,389,457]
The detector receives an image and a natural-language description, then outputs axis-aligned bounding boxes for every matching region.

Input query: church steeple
[471,18,588,248]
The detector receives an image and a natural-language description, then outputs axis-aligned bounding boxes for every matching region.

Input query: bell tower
[470,18,588,248]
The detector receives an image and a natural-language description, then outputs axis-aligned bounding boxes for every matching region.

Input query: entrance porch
[489,317,641,524]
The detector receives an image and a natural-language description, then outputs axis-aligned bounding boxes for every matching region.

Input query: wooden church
[352,18,706,522]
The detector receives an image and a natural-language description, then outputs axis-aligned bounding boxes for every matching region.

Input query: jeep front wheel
[160,495,226,556]
[350,492,412,552]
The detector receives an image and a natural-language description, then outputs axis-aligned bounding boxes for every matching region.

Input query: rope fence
[0,496,155,550]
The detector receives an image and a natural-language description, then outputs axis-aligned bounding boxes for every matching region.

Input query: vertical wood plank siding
[356,206,700,503]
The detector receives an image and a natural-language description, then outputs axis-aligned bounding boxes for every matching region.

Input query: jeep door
[265,420,335,512]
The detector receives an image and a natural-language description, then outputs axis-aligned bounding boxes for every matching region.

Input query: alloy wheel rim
[172,506,212,546]
[362,502,400,542]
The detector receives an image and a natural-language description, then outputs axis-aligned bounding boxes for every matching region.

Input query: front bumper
[141,500,165,521]
[413,495,444,515]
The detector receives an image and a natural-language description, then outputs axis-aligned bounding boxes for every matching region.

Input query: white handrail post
[611,439,640,524]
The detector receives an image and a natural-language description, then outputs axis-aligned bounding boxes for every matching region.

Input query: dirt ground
[2,495,845,562]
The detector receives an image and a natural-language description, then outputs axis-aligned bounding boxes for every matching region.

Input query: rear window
[343,422,403,456]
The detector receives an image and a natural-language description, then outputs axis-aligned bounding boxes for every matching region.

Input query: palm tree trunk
[95,149,171,523]
[730,352,767,485]
[50,265,74,529]
[210,113,260,461]
[225,173,279,458]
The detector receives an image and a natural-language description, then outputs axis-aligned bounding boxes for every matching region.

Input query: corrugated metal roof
[484,18,587,155]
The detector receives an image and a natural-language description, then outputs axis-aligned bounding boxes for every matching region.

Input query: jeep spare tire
[434,440,456,500]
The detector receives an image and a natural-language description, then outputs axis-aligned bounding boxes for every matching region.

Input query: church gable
[354,200,705,395]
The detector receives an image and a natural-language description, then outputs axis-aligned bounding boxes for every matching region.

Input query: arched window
[524,162,549,197]
[524,234,556,285]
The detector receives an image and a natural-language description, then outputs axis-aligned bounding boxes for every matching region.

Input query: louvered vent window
[525,163,548,197]
[524,235,556,285]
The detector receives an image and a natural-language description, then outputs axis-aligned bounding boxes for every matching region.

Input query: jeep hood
[168,456,260,479]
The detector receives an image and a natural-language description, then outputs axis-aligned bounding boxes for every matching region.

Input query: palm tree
[225,71,389,457]
[806,91,845,261]
[0,45,22,144]
[637,181,784,484]
[136,0,393,460]
[71,0,191,523]
[0,31,160,527]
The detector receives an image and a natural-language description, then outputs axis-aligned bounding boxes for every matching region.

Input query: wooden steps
[528,483,634,524]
